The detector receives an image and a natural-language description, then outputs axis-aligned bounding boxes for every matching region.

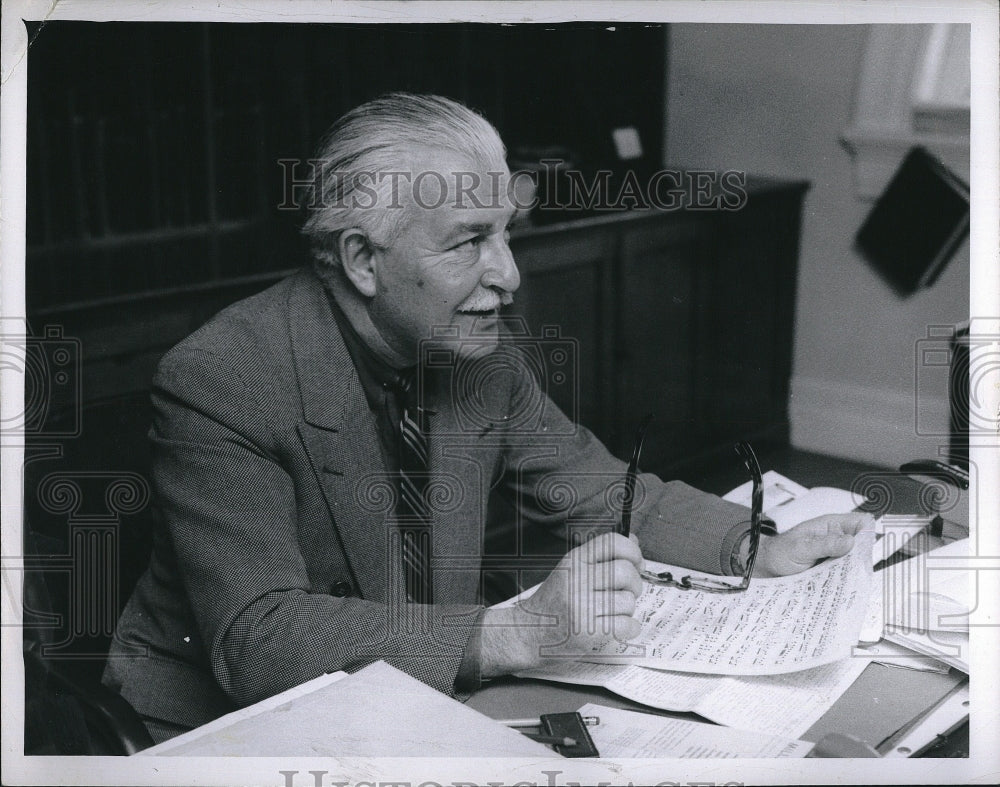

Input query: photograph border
[2,1,997,785]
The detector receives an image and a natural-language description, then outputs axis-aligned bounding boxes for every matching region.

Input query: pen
[499,716,600,728]
[523,734,579,747]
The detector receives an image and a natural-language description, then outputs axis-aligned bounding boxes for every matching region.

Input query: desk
[470,447,971,757]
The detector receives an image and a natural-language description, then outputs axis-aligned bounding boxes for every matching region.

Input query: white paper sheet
[587,531,875,675]
[883,537,971,631]
[883,627,969,673]
[853,639,952,673]
[577,702,813,758]
[765,487,862,532]
[859,573,884,642]
[690,658,871,736]
[144,671,350,754]
[723,470,810,511]
[721,471,938,561]
[519,657,870,740]
[878,539,970,673]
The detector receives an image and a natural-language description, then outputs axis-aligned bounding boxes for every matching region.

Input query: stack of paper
[514,532,881,741]
[880,538,970,673]
[518,657,871,740]
[145,661,558,757]
[853,639,951,674]
[577,702,813,758]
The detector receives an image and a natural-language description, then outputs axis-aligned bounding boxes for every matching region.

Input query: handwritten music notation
[584,531,876,676]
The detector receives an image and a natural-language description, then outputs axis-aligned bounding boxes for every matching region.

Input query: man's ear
[338,229,379,298]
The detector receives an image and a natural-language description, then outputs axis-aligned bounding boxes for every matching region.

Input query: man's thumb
[822,534,856,558]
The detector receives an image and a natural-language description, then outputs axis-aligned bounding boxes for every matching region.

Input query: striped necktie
[396,370,433,604]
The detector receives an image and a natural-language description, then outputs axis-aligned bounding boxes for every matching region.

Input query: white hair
[301,93,506,268]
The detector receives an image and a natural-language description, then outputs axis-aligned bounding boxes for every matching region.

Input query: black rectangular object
[855,147,969,294]
[540,712,599,758]
[949,324,970,469]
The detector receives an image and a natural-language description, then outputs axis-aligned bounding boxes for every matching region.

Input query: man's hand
[479,533,644,677]
[752,512,875,577]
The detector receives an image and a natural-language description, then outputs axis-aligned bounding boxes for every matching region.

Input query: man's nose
[481,236,521,293]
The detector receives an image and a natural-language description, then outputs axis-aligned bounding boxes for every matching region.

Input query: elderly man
[104,93,868,743]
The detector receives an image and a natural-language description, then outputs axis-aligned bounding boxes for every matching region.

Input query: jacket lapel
[288,272,393,603]
[423,374,496,603]
[287,271,504,605]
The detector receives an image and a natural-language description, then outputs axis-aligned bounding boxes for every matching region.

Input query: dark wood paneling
[618,217,712,469]
[506,179,808,473]
[29,182,807,483]
[26,21,666,313]
[509,228,615,444]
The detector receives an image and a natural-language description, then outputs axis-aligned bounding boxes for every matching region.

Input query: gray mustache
[459,291,514,311]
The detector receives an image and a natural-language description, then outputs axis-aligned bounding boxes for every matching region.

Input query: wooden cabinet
[508,178,808,477]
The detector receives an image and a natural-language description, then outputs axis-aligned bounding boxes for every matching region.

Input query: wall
[665,23,969,467]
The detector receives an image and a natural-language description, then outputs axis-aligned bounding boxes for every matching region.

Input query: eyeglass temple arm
[733,441,765,579]
[619,414,654,538]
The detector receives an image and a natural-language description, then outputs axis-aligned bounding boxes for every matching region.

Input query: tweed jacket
[103,268,752,732]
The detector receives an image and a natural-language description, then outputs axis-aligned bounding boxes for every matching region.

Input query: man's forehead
[395,146,514,231]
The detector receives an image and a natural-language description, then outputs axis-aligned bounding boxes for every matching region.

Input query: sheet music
[577,703,813,758]
[587,531,875,675]
[520,657,870,740]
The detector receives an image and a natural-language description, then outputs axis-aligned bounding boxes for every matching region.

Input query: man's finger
[593,589,638,618]
[590,559,643,595]
[611,616,642,641]
[831,512,877,536]
[580,532,644,566]
[809,533,856,560]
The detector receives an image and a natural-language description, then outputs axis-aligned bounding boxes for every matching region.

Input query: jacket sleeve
[498,365,751,576]
[150,345,482,708]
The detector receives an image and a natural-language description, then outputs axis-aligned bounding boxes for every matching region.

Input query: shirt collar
[325,289,413,409]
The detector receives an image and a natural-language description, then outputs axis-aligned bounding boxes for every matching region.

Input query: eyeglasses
[618,419,765,593]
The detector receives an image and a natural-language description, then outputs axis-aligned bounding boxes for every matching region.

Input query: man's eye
[453,236,483,251]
